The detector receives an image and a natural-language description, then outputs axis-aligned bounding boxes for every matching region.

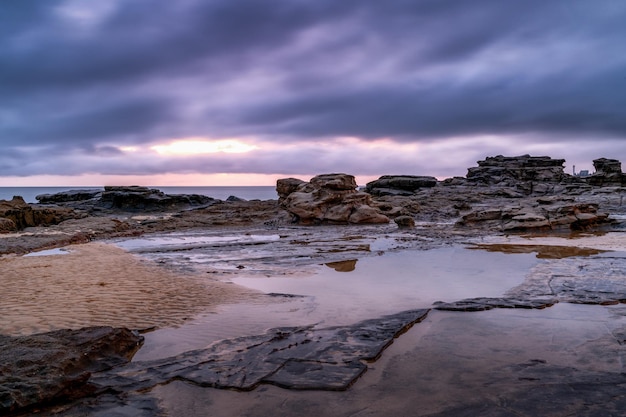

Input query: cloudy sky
[1,0,625,186]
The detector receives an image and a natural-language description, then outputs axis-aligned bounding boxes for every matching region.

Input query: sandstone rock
[365,175,437,196]
[587,158,626,186]
[394,215,416,228]
[0,217,16,233]
[0,327,143,415]
[310,173,357,190]
[0,196,77,230]
[279,174,389,224]
[276,178,306,201]
[466,155,567,187]
[457,201,612,232]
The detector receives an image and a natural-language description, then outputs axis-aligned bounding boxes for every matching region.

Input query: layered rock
[587,158,626,186]
[0,196,78,232]
[457,197,612,232]
[34,186,219,213]
[99,186,215,211]
[36,189,102,204]
[0,327,143,415]
[365,175,437,196]
[466,155,568,187]
[278,174,389,224]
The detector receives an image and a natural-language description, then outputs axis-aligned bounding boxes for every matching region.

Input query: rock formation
[278,174,389,224]
[36,189,102,204]
[99,186,215,211]
[365,175,437,196]
[457,197,611,232]
[466,155,568,189]
[0,327,143,415]
[276,178,306,201]
[0,196,79,232]
[587,158,626,186]
[36,186,218,212]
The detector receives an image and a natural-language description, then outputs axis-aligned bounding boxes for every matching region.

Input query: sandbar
[0,242,257,336]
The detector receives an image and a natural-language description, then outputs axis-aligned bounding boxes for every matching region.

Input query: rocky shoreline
[2,154,626,416]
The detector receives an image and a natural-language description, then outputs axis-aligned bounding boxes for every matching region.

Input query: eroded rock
[91,309,429,394]
[365,175,437,196]
[0,196,78,232]
[587,158,626,186]
[466,155,567,186]
[279,174,389,224]
[457,199,612,232]
[0,327,143,415]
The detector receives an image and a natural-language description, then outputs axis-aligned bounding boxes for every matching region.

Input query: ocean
[0,186,278,204]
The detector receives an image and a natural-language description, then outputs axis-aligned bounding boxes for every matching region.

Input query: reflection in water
[136,246,539,361]
[468,243,609,259]
[325,259,358,272]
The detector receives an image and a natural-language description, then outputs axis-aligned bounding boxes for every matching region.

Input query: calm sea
[0,186,277,204]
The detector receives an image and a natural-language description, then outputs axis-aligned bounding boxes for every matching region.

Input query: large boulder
[365,175,437,196]
[278,174,389,224]
[466,155,567,186]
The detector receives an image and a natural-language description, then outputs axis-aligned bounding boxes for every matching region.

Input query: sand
[0,242,256,336]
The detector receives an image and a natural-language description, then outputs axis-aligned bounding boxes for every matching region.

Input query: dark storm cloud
[1,0,625,178]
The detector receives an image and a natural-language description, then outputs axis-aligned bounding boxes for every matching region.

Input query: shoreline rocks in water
[0,326,143,415]
[1,153,625,240]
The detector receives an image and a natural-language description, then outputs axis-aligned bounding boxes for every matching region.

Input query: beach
[0,242,258,336]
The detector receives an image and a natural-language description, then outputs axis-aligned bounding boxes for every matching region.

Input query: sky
[1,0,625,186]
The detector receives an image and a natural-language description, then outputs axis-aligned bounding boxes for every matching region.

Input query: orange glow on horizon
[151,139,258,155]
[0,173,382,187]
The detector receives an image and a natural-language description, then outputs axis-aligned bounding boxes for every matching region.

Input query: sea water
[0,186,277,203]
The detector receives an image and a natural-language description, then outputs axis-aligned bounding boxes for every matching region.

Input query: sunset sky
[1,1,625,186]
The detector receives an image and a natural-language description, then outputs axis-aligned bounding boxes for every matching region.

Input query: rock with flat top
[365,175,437,196]
[466,155,567,188]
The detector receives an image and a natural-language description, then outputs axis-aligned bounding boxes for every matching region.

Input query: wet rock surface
[433,297,558,311]
[0,327,143,415]
[7,310,428,415]
[3,154,626,415]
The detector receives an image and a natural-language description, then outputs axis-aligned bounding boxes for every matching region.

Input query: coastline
[2,157,626,415]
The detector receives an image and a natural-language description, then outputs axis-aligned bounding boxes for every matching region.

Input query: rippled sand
[0,242,256,336]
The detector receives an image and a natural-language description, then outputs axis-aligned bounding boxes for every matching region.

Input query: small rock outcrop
[0,326,143,415]
[36,189,102,204]
[466,155,567,187]
[99,186,215,211]
[365,175,438,196]
[0,196,78,232]
[587,158,626,186]
[278,174,389,224]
